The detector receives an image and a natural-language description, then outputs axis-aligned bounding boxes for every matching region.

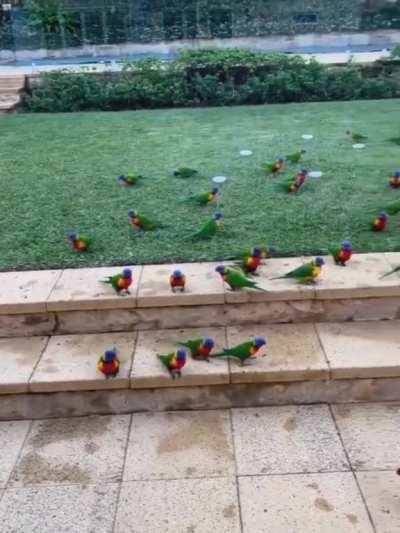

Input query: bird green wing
[227,269,256,289]
[139,214,158,230]
[264,162,276,174]
[157,352,175,369]
[175,167,198,178]
[283,263,314,279]
[194,218,217,239]
[286,152,302,164]
[328,246,341,262]
[386,200,400,215]
[179,339,202,354]
[103,273,122,290]
[195,192,211,205]
[79,234,93,246]
[215,341,253,361]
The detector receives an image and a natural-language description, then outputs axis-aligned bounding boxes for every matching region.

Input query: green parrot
[118,173,144,186]
[157,349,187,379]
[185,187,219,206]
[386,199,400,216]
[240,246,276,260]
[192,212,222,240]
[272,257,325,284]
[174,167,198,178]
[381,265,400,279]
[347,130,367,142]
[286,150,306,164]
[178,337,215,361]
[263,157,285,175]
[102,268,133,294]
[214,337,267,366]
[128,209,161,231]
[215,265,268,292]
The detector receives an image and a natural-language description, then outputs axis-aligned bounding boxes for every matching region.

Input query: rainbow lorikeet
[187,187,219,206]
[68,232,92,252]
[128,209,161,231]
[118,173,144,187]
[264,157,285,175]
[272,257,325,284]
[178,337,215,361]
[381,265,400,279]
[173,167,198,179]
[214,337,267,366]
[386,199,400,216]
[286,150,306,164]
[158,349,187,379]
[215,265,268,292]
[235,247,263,275]
[347,131,367,142]
[371,212,389,231]
[97,348,120,378]
[192,212,222,240]
[329,240,353,266]
[278,170,308,194]
[241,246,276,262]
[389,171,400,189]
[102,268,133,294]
[170,270,186,292]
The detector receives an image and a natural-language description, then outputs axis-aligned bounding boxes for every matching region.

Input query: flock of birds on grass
[66,129,400,381]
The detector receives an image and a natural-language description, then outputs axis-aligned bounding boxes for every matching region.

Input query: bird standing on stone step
[118,173,144,187]
[389,171,400,189]
[102,268,133,295]
[68,232,92,252]
[272,257,325,284]
[158,349,187,379]
[329,240,353,266]
[347,130,367,143]
[371,212,389,232]
[286,150,306,164]
[264,157,285,175]
[170,270,186,293]
[214,337,267,366]
[215,265,268,292]
[241,246,276,262]
[236,247,263,275]
[173,167,198,179]
[128,209,161,231]
[178,338,215,361]
[192,212,223,240]
[97,348,120,378]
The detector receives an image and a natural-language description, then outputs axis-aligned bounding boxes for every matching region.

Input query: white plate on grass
[239,149,253,156]
[302,134,314,140]
[213,176,227,185]
[309,171,323,179]
[353,143,366,149]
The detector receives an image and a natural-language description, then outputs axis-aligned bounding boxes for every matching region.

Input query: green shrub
[23,49,400,113]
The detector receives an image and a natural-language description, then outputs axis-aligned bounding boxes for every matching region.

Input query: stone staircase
[0,75,25,112]
[0,252,399,419]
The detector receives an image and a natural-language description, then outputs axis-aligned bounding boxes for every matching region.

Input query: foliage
[1,99,400,271]
[24,50,400,112]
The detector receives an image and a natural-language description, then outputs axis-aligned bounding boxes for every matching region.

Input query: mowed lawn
[1,99,400,271]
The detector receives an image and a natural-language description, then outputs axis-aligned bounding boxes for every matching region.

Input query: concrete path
[0,402,398,532]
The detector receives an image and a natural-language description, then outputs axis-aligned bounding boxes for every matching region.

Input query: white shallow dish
[309,171,323,179]
[302,134,314,140]
[353,143,366,149]
[212,176,227,184]
[239,149,253,156]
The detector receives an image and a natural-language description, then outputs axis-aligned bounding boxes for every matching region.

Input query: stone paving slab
[0,420,31,488]
[29,332,136,393]
[0,270,61,314]
[356,471,400,533]
[137,262,225,307]
[315,253,400,300]
[223,256,315,303]
[9,414,130,487]
[47,266,141,311]
[239,472,374,533]
[0,483,119,533]
[383,252,400,279]
[0,337,48,394]
[332,402,400,470]
[231,404,349,476]
[227,323,328,384]
[317,320,400,379]
[115,477,241,533]
[131,327,229,388]
[123,410,235,481]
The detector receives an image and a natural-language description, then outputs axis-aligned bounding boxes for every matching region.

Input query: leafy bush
[23,50,400,113]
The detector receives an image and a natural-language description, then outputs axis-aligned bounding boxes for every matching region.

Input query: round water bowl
[302,134,314,140]
[309,171,323,179]
[353,143,366,149]
[240,149,253,156]
[213,175,228,185]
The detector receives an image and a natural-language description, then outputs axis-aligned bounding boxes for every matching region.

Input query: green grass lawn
[1,99,400,271]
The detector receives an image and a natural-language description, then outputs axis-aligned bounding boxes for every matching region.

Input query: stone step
[0,253,399,338]
[0,94,21,111]
[1,320,399,419]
